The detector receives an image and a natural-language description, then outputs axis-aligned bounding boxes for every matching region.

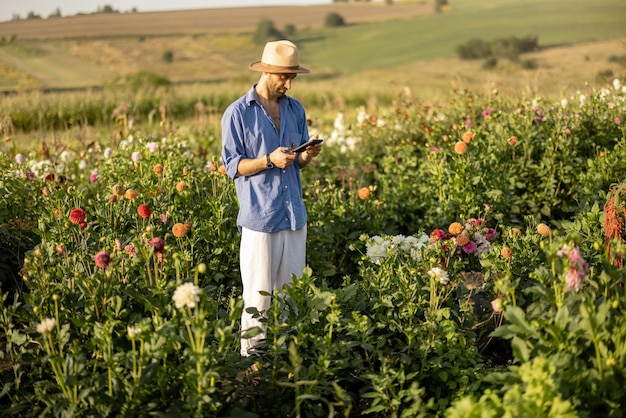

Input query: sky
[0,0,332,22]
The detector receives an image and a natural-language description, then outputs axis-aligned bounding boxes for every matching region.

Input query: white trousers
[239,226,306,356]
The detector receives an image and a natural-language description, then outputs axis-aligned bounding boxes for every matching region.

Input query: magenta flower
[90,173,98,183]
[462,241,477,254]
[482,108,492,117]
[615,117,621,125]
[485,228,497,241]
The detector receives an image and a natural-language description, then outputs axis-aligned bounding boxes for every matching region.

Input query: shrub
[162,50,173,63]
[483,56,498,70]
[253,18,284,44]
[520,59,538,70]
[324,12,346,28]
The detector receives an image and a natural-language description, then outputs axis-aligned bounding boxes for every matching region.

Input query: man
[221,40,322,357]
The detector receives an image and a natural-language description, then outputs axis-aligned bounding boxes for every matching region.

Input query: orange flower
[153,164,164,175]
[501,247,513,259]
[462,131,474,143]
[182,166,189,175]
[358,187,370,200]
[218,166,227,176]
[456,233,470,246]
[172,223,187,237]
[537,223,551,237]
[508,136,517,146]
[449,222,464,235]
[176,181,187,192]
[183,221,192,231]
[454,141,467,154]
[109,195,117,203]
[442,135,449,142]
[125,189,139,200]
[42,186,50,197]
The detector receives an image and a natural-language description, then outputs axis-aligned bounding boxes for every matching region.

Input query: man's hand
[269,147,297,168]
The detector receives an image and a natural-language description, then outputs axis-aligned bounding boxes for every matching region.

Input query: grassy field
[0,0,624,96]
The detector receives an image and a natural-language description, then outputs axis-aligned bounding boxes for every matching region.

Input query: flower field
[1,79,626,417]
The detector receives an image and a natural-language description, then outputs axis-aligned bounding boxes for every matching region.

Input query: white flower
[36,318,56,334]
[131,151,141,163]
[78,159,88,170]
[579,94,586,106]
[560,99,568,108]
[103,148,113,159]
[428,267,449,285]
[59,150,73,163]
[366,235,390,264]
[147,142,158,153]
[172,282,202,309]
[127,325,141,339]
[14,154,25,164]
[613,78,621,91]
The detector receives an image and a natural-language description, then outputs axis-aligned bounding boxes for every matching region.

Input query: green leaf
[511,336,530,362]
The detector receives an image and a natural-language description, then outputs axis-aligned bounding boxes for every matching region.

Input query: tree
[48,8,62,18]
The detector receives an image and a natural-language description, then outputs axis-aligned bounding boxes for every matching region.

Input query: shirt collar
[245,84,290,106]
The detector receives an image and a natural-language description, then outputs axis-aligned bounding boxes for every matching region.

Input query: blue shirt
[221,85,310,233]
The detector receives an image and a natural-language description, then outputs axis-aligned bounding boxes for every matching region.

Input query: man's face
[267,73,297,97]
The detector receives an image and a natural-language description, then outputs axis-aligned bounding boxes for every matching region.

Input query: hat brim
[249,61,310,74]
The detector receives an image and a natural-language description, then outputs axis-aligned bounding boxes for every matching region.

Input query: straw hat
[249,40,310,74]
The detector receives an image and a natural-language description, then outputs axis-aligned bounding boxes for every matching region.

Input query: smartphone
[292,138,323,153]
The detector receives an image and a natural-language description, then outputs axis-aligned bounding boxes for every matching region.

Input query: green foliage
[1,78,626,416]
[324,12,346,28]
[456,35,539,61]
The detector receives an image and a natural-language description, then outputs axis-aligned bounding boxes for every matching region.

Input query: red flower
[94,251,111,269]
[137,204,151,219]
[148,237,165,252]
[69,208,87,225]
[430,229,446,242]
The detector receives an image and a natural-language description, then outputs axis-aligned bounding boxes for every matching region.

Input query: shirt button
[285,200,289,204]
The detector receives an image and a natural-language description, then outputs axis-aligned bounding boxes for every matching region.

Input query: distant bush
[284,24,296,38]
[325,12,346,28]
[253,18,284,44]
[483,56,498,69]
[597,69,614,83]
[457,35,539,61]
[520,59,538,70]
[162,50,174,63]
[608,54,626,65]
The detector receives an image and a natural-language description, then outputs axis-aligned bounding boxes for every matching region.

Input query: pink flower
[90,173,98,183]
[160,214,167,224]
[565,267,584,292]
[491,298,503,313]
[482,108,492,117]
[124,245,137,258]
[115,239,122,250]
[148,237,165,252]
[485,228,497,241]
[94,251,111,269]
[14,154,25,164]
[465,119,472,127]
[615,117,621,125]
